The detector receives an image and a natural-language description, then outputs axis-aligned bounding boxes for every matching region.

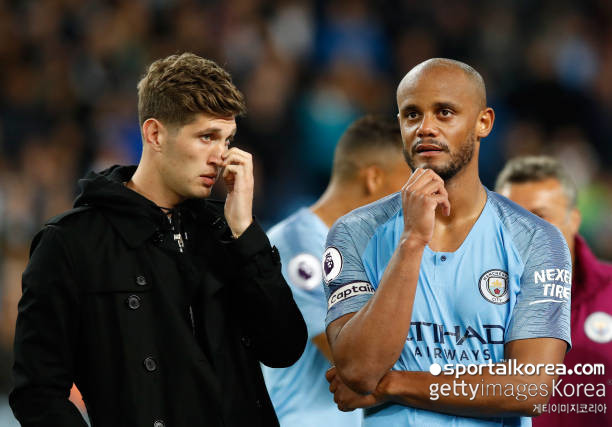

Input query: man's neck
[428,163,487,252]
[310,181,368,228]
[436,163,486,225]
[126,163,183,210]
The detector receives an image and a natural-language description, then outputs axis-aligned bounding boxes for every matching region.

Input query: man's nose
[416,113,438,138]
[208,143,226,165]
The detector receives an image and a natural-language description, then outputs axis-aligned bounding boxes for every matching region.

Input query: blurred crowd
[0,0,611,403]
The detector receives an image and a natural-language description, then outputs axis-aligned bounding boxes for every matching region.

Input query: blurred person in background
[496,155,612,427]
[262,114,411,426]
[9,53,306,427]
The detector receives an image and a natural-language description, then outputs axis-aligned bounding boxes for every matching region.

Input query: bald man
[323,59,572,426]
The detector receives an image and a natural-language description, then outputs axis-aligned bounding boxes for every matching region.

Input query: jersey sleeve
[505,224,572,349]
[323,221,374,327]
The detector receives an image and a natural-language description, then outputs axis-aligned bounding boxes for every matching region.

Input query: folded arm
[329,337,567,418]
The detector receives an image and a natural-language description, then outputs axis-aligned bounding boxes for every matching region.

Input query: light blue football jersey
[262,208,363,427]
[323,189,572,427]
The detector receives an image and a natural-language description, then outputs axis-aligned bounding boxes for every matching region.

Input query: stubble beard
[403,131,476,181]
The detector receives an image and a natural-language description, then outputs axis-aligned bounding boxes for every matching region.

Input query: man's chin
[412,160,448,174]
[410,163,457,181]
[184,186,213,200]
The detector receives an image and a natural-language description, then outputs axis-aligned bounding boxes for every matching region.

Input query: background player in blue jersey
[323,59,572,426]
[262,115,411,426]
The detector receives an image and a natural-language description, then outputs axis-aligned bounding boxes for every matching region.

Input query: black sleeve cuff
[224,219,270,261]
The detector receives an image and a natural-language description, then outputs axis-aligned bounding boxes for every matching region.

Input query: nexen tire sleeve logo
[328,281,374,309]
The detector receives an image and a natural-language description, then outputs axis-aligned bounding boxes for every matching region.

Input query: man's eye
[440,109,452,117]
[406,112,419,119]
[200,134,212,142]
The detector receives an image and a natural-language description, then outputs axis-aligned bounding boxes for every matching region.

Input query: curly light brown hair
[137,53,246,129]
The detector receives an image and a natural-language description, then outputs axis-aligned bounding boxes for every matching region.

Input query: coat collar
[102,198,224,249]
[75,165,227,249]
[101,211,161,249]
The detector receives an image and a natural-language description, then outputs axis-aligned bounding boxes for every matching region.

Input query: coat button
[143,357,157,372]
[126,295,141,310]
[212,217,226,230]
[241,336,251,348]
[153,420,165,427]
[136,275,147,286]
[153,231,164,245]
[255,399,262,408]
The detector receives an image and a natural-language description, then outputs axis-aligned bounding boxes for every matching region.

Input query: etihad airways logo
[327,281,374,309]
[408,322,505,362]
[407,321,505,345]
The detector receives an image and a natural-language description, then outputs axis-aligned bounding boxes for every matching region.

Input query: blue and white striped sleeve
[323,221,374,327]
[505,223,572,349]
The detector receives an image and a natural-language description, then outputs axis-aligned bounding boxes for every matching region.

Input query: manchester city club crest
[322,246,342,283]
[479,269,509,304]
[584,311,612,343]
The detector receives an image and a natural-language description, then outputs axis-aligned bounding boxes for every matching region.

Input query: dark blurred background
[1,0,611,423]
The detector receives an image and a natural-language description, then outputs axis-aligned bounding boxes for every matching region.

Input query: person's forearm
[244,272,307,367]
[238,262,307,367]
[375,368,553,418]
[332,236,425,393]
[312,333,333,363]
[229,224,307,366]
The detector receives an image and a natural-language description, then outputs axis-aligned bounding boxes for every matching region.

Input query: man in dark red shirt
[496,155,612,426]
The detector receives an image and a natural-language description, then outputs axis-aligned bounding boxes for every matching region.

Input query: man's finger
[222,152,252,167]
[222,148,252,164]
[417,180,448,198]
[404,168,427,188]
[221,164,241,181]
[405,169,443,193]
[431,194,451,216]
[325,367,336,382]
[222,146,252,158]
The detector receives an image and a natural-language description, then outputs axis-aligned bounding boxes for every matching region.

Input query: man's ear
[476,107,495,139]
[568,208,582,237]
[142,118,166,152]
[362,165,383,196]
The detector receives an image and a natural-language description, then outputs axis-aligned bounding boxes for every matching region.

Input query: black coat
[10,166,307,427]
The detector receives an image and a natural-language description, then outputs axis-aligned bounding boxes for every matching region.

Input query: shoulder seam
[45,206,95,226]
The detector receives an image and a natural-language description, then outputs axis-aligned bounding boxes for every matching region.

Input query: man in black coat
[10,52,307,427]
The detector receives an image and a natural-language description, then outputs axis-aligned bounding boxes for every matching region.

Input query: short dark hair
[332,115,404,181]
[495,156,577,207]
[137,53,246,128]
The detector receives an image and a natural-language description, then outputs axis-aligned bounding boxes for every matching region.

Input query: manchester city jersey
[262,208,362,427]
[323,189,572,427]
